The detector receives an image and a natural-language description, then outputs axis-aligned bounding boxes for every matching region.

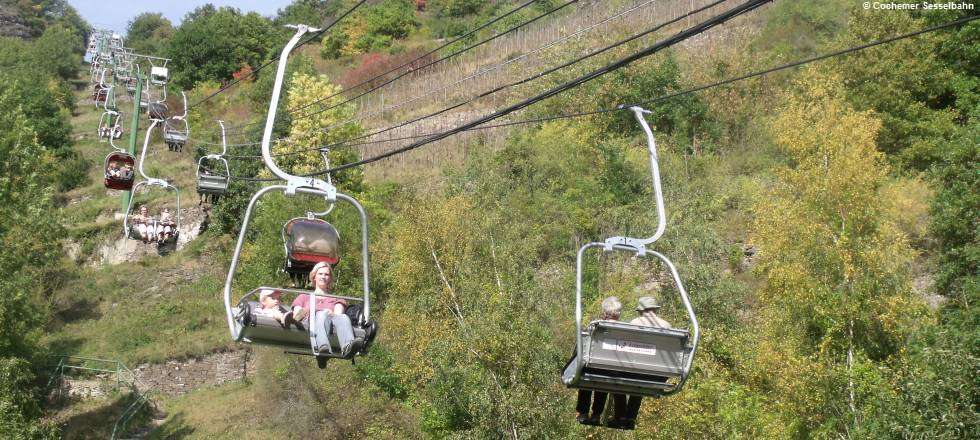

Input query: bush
[431,0,484,18]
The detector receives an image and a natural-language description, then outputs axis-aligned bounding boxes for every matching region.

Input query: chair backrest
[197,174,229,193]
[285,218,340,265]
[583,321,690,378]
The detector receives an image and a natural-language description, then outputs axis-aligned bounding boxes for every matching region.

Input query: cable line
[313,0,726,149]
[221,0,581,136]
[214,11,977,180]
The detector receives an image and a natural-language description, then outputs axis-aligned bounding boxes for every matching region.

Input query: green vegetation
[125,12,173,56]
[0,9,89,436]
[167,5,281,89]
[0,0,975,438]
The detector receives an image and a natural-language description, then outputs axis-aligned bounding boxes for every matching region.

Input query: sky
[69,0,295,36]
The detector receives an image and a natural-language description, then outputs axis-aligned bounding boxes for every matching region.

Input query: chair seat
[563,321,692,396]
[237,301,367,358]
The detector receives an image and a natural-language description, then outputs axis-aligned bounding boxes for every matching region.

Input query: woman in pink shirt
[292,262,356,357]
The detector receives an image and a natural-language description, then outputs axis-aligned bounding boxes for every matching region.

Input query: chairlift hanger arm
[603,106,668,253]
[261,24,324,187]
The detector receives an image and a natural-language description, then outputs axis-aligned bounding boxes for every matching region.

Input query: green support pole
[122,76,142,211]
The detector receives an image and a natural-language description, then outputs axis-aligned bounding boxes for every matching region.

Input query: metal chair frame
[222,24,375,361]
[563,107,700,398]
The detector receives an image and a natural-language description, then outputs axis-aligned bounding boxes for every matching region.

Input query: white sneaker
[292,306,308,322]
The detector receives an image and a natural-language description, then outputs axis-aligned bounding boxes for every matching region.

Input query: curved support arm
[138,119,161,181]
[223,186,369,342]
[261,24,320,183]
[604,106,668,252]
[174,91,188,120]
[218,120,228,156]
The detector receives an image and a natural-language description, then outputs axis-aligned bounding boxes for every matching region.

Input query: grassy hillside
[28,1,978,439]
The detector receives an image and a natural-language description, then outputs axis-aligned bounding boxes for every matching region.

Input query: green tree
[125,12,173,56]
[750,72,920,436]
[32,24,82,80]
[267,72,364,190]
[275,0,342,27]
[0,76,63,440]
[168,6,279,89]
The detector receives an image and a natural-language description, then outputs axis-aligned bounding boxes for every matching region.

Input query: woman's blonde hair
[308,261,333,283]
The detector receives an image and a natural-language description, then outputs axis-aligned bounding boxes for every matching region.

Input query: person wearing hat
[606,296,673,429]
[257,289,293,326]
[291,262,357,358]
[631,296,672,328]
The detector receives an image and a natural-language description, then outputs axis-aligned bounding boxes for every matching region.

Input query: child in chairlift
[120,164,133,179]
[257,289,299,328]
[107,161,120,178]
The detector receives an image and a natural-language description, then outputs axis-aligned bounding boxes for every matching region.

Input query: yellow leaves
[265,73,363,184]
[750,68,918,378]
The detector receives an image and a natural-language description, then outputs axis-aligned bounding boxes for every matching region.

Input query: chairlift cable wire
[220,0,547,134]
[218,0,768,179]
[193,0,651,148]
[213,11,976,180]
[204,0,720,155]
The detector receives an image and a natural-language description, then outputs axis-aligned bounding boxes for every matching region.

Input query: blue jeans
[313,311,354,353]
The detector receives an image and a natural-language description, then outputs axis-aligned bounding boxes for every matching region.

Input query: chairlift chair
[163,92,189,151]
[163,119,188,151]
[197,119,229,201]
[123,180,181,247]
[561,107,699,402]
[97,110,123,140]
[103,151,136,190]
[150,66,169,86]
[123,119,182,247]
[224,25,377,367]
[196,156,230,197]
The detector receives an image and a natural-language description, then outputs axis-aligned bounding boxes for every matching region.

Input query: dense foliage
[167,5,281,89]
[124,12,173,56]
[0,18,80,438]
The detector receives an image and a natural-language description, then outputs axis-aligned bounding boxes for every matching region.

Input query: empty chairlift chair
[148,100,168,120]
[150,66,168,86]
[562,107,699,402]
[163,92,189,151]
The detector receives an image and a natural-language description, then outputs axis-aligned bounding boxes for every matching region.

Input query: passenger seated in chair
[291,262,357,357]
[574,296,622,426]
[107,161,120,178]
[606,296,673,430]
[158,208,175,242]
[119,164,134,180]
[256,289,294,326]
[133,205,154,243]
